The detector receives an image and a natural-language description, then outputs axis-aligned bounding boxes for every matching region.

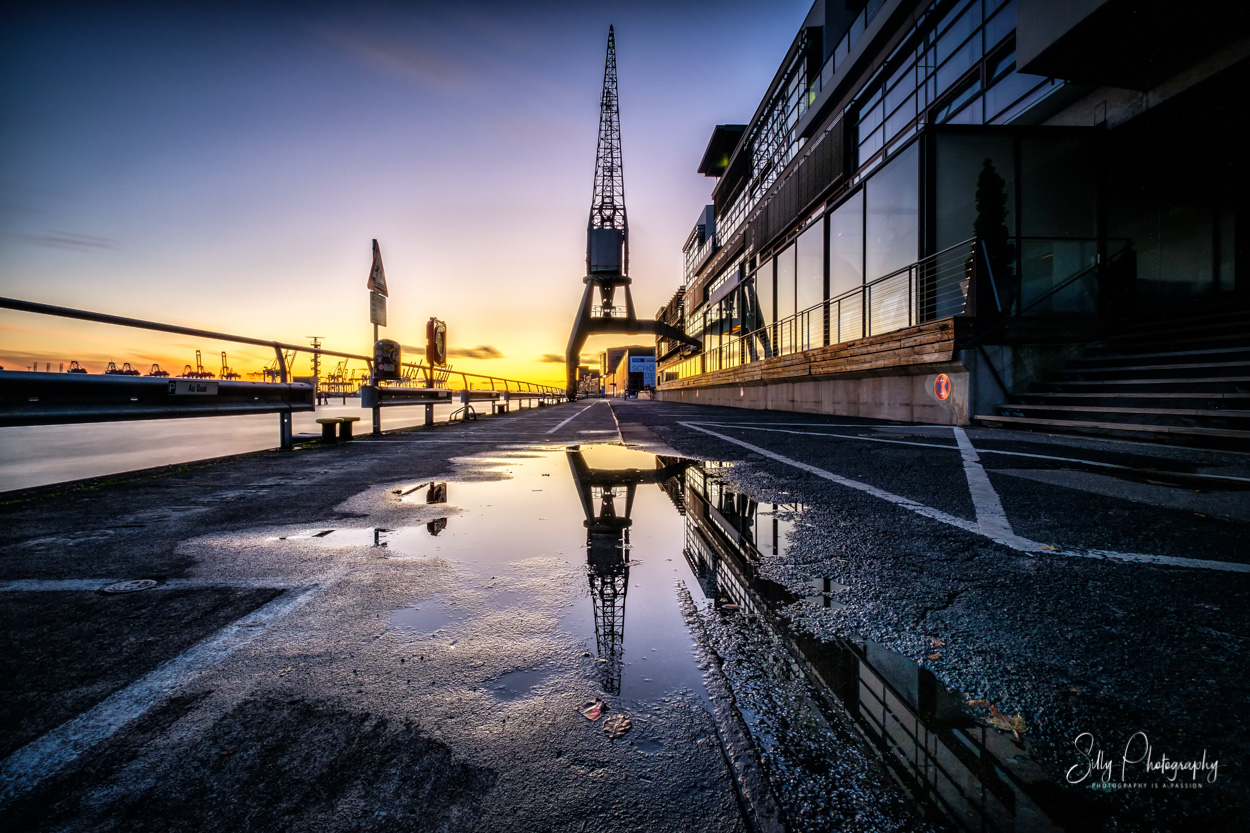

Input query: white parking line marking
[680,422,1250,573]
[953,427,1023,546]
[546,401,601,435]
[696,422,956,451]
[691,422,1250,486]
[0,574,339,808]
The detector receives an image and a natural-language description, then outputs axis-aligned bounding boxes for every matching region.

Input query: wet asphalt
[1,398,1247,832]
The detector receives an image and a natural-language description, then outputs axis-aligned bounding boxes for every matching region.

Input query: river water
[0,400,455,492]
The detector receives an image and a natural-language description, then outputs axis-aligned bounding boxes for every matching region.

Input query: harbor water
[0,400,458,492]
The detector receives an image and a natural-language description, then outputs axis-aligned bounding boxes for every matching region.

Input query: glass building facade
[662,0,1245,387]
[667,0,1070,381]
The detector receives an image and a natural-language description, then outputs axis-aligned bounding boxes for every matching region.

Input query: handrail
[728,236,975,362]
[662,235,1144,384]
[0,297,370,364]
[2,296,565,444]
[964,238,1133,349]
[3,297,562,396]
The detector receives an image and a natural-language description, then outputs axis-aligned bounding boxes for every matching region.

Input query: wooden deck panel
[659,319,957,391]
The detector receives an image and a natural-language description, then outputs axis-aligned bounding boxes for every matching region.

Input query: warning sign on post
[369,291,387,326]
[366,239,388,297]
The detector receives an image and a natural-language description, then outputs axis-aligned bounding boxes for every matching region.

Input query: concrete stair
[976,305,1250,448]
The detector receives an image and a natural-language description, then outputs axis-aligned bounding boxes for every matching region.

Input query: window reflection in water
[678,458,1070,832]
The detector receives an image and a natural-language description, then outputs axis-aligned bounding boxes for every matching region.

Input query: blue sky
[1,1,810,382]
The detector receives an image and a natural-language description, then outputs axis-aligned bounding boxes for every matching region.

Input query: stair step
[1061,360,1250,377]
[1017,392,1250,410]
[1102,331,1250,353]
[997,405,1250,419]
[1074,346,1250,366]
[975,414,1250,446]
[1019,391,1250,400]
[1112,306,1250,335]
[1038,376,1250,389]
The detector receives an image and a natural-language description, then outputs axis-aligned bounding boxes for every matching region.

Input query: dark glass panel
[865,142,919,280]
[829,190,864,298]
[796,220,826,347]
[984,0,1017,50]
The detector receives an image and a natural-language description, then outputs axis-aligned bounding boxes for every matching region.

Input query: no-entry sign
[934,374,952,401]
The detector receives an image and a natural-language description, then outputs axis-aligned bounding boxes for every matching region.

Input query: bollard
[316,417,340,442]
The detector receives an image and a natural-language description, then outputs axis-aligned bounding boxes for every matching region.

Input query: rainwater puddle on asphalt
[283,442,1077,831]
[485,666,555,701]
[392,598,463,634]
[378,444,715,704]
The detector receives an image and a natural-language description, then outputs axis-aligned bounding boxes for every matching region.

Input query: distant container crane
[180,350,214,379]
[219,351,241,380]
[256,350,295,382]
[104,362,141,376]
[147,364,169,377]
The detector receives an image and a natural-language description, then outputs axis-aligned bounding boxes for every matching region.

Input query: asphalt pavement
[1,398,1246,832]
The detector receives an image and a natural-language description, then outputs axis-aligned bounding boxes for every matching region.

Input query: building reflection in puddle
[673,457,1074,833]
[559,446,1072,831]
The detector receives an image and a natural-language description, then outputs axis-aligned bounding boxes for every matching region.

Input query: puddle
[392,599,461,635]
[281,442,1080,831]
[682,465,1083,832]
[484,667,553,701]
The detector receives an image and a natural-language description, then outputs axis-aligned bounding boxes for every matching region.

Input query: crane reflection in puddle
[564,445,691,695]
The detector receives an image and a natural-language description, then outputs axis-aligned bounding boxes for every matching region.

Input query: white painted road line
[953,427,1024,547]
[0,575,338,809]
[692,421,1250,487]
[680,421,1250,573]
[546,401,601,435]
[695,422,957,452]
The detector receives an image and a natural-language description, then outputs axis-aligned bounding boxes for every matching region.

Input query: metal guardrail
[1,297,565,447]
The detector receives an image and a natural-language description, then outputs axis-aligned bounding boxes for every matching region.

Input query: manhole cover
[102,579,158,594]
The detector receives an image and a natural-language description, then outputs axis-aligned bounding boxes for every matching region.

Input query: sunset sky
[1,1,809,385]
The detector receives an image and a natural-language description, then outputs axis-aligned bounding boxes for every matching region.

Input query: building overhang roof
[697,125,747,177]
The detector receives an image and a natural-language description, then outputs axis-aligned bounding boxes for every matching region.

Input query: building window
[865,141,920,281]
[775,243,796,354]
[796,219,825,348]
[829,189,865,298]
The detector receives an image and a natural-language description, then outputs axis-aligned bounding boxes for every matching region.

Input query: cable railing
[686,238,977,377]
[0,297,564,447]
[661,236,1135,384]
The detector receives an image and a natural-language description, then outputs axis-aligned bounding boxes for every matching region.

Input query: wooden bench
[315,415,361,441]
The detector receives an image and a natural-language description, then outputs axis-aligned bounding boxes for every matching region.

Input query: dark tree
[973,158,1015,314]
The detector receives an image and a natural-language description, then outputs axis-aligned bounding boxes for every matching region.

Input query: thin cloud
[448,345,504,360]
[539,353,598,365]
[21,231,115,251]
[311,24,469,91]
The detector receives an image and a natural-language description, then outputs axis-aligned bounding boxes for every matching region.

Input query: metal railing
[660,236,1134,383]
[689,238,976,377]
[1,297,564,448]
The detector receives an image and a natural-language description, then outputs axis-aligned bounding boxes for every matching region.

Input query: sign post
[425,317,447,426]
[367,239,389,436]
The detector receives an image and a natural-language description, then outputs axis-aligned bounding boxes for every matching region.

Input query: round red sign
[934,374,952,401]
